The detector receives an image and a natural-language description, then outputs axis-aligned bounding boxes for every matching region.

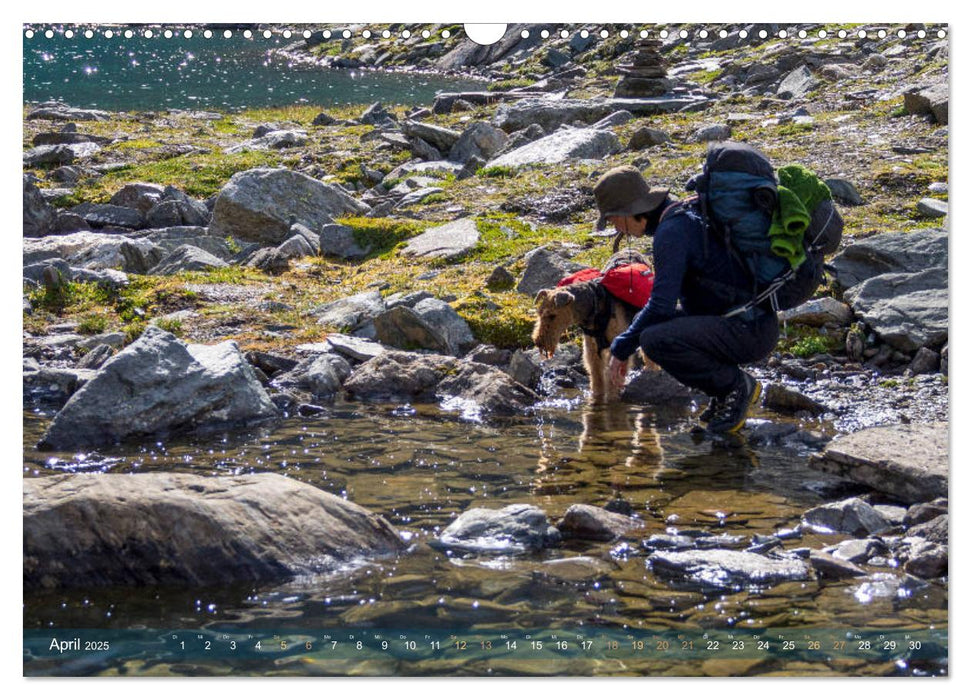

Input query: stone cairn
[614,38,673,98]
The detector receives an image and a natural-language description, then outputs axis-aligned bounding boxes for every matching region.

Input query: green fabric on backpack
[767,165,834,270]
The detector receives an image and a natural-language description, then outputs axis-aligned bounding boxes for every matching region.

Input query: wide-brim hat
[594,165,669,230]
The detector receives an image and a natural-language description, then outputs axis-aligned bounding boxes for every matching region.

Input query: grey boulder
[432,504,561,555]
[38,326,279,450]
[486,128,620,168]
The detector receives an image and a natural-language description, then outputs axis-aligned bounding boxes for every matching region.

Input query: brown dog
[533,252,656,403]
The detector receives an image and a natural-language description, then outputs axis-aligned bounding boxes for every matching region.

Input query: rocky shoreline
[23,23,948,598]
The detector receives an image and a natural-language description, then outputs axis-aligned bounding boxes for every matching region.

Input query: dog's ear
[553,290,574,307]
[535,289,550,305]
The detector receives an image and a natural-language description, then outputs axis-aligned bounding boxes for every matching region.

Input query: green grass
[477,165,517,178]
[337,216,427,259]
[26,280,113,315]
[76,314,109,335]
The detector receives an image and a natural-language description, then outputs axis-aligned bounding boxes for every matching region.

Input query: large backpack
[679,142,844,314]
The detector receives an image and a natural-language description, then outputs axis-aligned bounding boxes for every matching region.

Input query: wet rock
[69,202,145,230]
[904,498,947,527]
[829,538,886,563]
[916,198,948,218]
[432,504,560,555]
[449,121,509,163]
[506,350,542,389]
[830,228,947,290]
[437,360,538,415]
[108,182,166,214]
[763,383,827,415]
[373,301,473,356]
[23,472,404,589]
[648,549,811,591]
[897,538,947,578]
[844,268,947,353]
[747,420,798,446]
[777,65,817,99]
[779,297,853,327]
[344,350,457,402]
[274,353,352,398]
[691,124,732,142]
[486,128,620,168]
[148,244,229,275]
[23,367,97,407]
[809,550,867,579]
[628,126,671,150]
[809,423,947,505]
[557,504,643,542]
[401,218,481,261]
[37,327,279,450]
[485,265,516,291]
[824,178,863,206]
[209,168,369,246]
[467,344,512,367]
[908,514,947,545]
[903,84,948,124]
[245,350,298,377]
[873,505,907,526]
[23,177,56,238]
[621,368,693,404]
[643,533,696,551]
[324,334,387,363]
[516,246,585,297]
[801,497,893,536]
[315,291,386,335]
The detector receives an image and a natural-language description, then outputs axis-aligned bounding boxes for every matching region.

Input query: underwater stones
[38,327,279,450]
[24,472,404,589]
[432,504,561,555]
[557,504,644,542]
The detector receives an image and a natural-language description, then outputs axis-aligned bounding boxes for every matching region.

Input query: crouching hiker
[595,163,778,433]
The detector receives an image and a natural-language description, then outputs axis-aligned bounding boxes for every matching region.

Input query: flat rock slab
[431,504,560,555]
[401,218,480,261]
[324,333,387,362]
[487,128,620,168]
[830,229,947,291]
[809,422,948,504]
[648,549,811,592]
[557,504,644,541]
[24,472,404,589]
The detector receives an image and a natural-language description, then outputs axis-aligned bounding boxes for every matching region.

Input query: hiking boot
[698,395,724,424]
[705,372,762,434]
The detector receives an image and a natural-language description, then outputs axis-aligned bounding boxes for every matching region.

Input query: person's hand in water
[608,355,627,388]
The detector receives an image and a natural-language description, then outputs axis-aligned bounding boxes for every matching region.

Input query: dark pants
[638,311,779,398]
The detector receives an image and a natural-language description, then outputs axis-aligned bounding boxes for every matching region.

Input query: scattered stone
[148,244,229,275]
[77,344,115,370]
[908,514,947,545]
[395,186,444,209]
[431,504,561,555]
[904,498,947,527]
[23,232,166,274]
[209,168,370,246]
[903,84,948,124]
[70,202,145,230]
[843,267,948,353]
[830,228,947,290]
[485,265,515,291]
[506,350,542,388]
[691,124,732,143]
[401,120,461,153]
[516,246,585,297]
[467,345,512,367]
[324,334,386,363]
[916,198,948,218]
[830,538,886,563]
[747,420,798,446]
[315,291,386,335]
[763,383,827,415]
[557,504,644,541]
[591,110,634,129]
[23,472,403,589]
[628,126,670,150]
[401,218,481,261]
[37,327,279,450]
[449,122,509,163]
[312,111,337,126]
[344,350,456,402]
[26,104,110,122]
[487,128,621,168]
[319,223,370,260]
[360,102,396,127]
[779,296,853,327]
[648,549,811,591]
[825,178,863,206]
[908,347,940,375]
[777,65,817,99]
[801,497,893,536]
[108,182,166,214]
[23,177,56,238]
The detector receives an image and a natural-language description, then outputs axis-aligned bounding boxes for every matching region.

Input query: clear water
[22,400,948,676]
[23,30,484,112]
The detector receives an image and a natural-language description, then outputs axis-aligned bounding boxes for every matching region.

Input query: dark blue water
[23,29,483,112]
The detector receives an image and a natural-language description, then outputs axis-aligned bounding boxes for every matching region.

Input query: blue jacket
[610,200,761,361]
